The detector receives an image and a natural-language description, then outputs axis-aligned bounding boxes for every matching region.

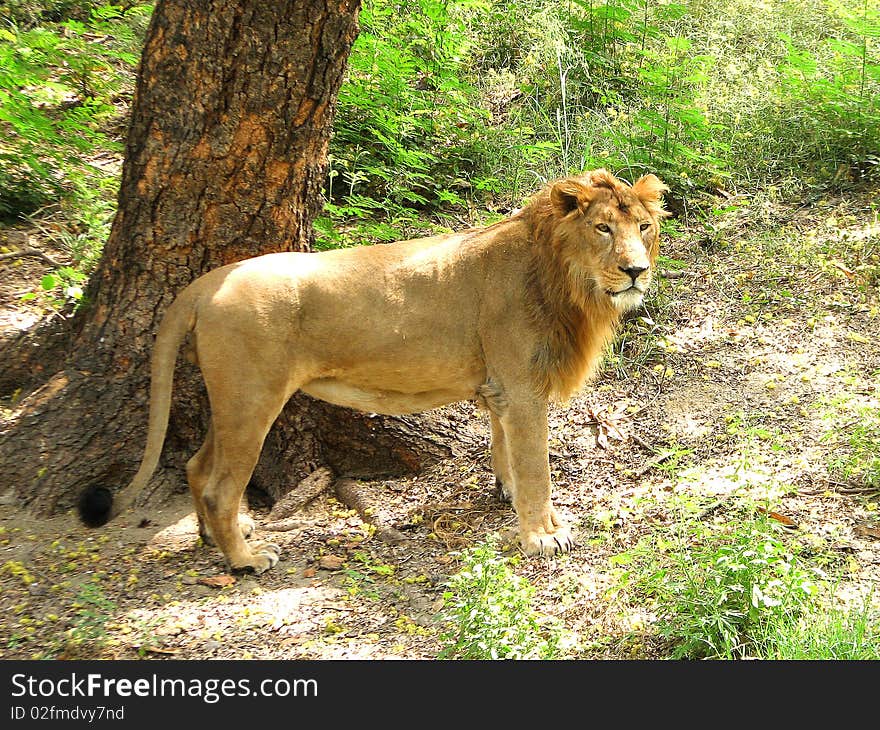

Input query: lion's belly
[300,378,476,415]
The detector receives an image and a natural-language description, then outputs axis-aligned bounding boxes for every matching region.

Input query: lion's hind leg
[489,411,514,503]
[186,425,215,544]
[199,430,281,573]
[197,377,294,574]
[186,424,255,546]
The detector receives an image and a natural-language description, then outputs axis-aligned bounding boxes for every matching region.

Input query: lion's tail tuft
[77,486,114,527]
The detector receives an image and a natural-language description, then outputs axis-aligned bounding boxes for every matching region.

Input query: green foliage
[453,0,728,199]
[322,0,880,244]
[762,1,880,183]
[831,422,880,490]
[20,265,86,309]
[330,0,491,217]
[0,1,106,29]
[9,1,877,254]
[618,515,821,659]
[618,508,880,659]
[68,580,116,646]
[816,392,880,489]
[0,3,149,220]
[438,537,563,659]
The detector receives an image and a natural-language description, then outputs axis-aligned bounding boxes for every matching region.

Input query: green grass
[612,511,879,659]
[815,391,880,490]
[758,595,880,659]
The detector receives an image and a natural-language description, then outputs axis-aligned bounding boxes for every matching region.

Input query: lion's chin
[608,287,645,311]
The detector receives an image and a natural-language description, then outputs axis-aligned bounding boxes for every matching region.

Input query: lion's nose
[619,265,648,283]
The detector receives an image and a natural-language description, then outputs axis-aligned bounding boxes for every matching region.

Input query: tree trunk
[0,0,468,516]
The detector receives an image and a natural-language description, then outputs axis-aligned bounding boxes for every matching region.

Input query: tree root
[334,477,408,544]
[262,467,334,531]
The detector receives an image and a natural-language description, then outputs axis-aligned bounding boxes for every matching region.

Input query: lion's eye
[596,223,611,234]
[640,222,651,232]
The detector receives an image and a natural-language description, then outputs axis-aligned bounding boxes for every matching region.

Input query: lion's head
[545,168,669,312]
[524,169,670,400]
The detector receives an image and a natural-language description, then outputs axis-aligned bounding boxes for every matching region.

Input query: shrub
[438,537,563,660]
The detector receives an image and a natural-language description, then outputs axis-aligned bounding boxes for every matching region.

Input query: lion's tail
[78,286,199,527]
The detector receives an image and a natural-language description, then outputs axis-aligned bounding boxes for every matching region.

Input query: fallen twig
[854,523,880,540]
[0,246,61,268]
[262,517,314,532]
[263,467,333,531]
[419,490,498,550]
[799,479,880,496]
[630,433,658,455]
[634,451,672,477]
[266,466,334,522]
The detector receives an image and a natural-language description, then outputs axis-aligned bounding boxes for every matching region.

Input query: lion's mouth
[607,285,646,311]
[607,284,643,297]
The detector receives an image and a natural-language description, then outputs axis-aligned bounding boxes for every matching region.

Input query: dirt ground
[1,186,878,660]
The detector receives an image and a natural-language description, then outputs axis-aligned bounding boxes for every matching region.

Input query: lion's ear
[550,179,589,217]
[632,174,671,218]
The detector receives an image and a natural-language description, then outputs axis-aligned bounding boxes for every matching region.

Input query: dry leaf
[604,421,627,442]
[197,574,236,588]
[588,401,632,445]
[854,524,880,540]
[757,507,798,529]
[318,555,345,570]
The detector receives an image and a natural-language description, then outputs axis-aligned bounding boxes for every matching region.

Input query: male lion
[80,168,668,573]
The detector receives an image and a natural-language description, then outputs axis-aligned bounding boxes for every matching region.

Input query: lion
[79,168,668,573]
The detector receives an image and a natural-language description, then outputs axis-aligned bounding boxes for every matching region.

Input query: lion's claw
[520,527,575,557]
[229,540,281,574]
[238,514,256,539]
[198,513,256,546]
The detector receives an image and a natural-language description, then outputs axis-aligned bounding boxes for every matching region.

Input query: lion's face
[549,170,668,312]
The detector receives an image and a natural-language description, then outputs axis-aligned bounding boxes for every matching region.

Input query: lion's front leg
[500,399,574,557]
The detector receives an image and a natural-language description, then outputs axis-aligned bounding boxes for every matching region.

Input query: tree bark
[0,0,469,516]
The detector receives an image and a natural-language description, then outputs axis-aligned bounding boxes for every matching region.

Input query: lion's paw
[519,526,575,557]
[229,541,281,575]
